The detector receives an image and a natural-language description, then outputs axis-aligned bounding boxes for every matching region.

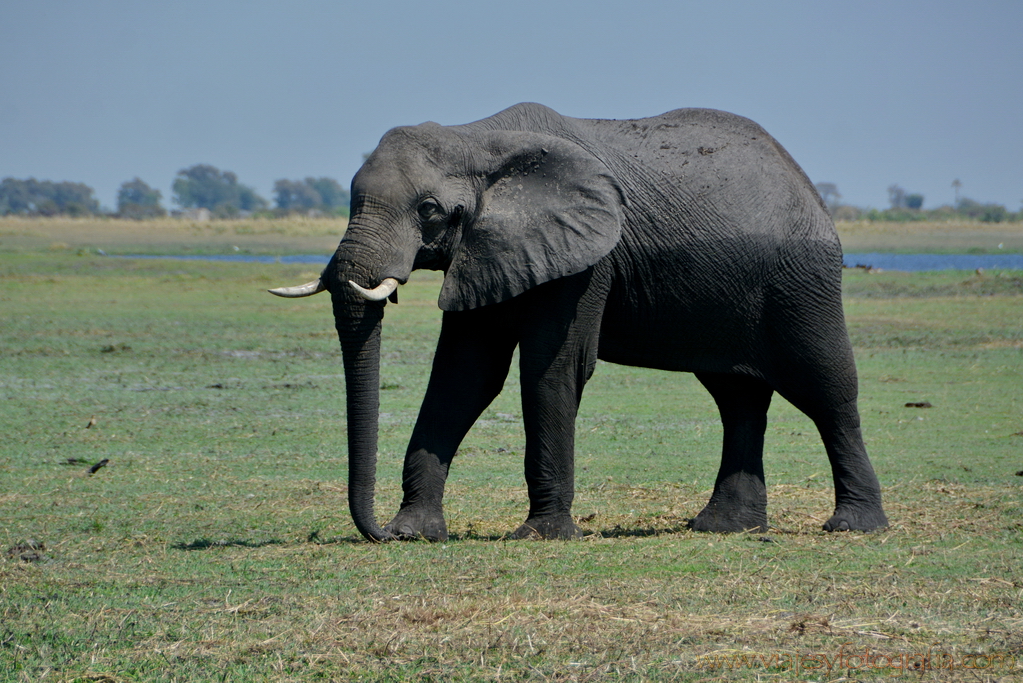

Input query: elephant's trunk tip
[348,490,397,543]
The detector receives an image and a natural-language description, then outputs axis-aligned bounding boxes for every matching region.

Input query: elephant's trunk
[332,272,393,542]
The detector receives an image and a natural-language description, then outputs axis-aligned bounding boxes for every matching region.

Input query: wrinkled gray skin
[309,103,888,542]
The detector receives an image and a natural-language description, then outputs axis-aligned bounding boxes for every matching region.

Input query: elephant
[270,102,889,542]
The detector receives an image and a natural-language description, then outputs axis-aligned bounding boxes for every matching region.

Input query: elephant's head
[271,111,627,540]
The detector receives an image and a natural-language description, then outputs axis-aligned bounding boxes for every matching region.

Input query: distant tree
[0,177,99,216]
[172,164,267,217]
[905,193,924,210]
[49,181,98,215]
[832,205,863,222]
[117,177,166,219]
[236,185,266,214]
[0,178,30,214]
[955,198,983,218]
[274,179,321,211]
[887,184,907,209]
[956,198,1009,223]
[273,176,350,215]
[305,177,349,210]
[814,182,841,215]
[980,204,1009,223]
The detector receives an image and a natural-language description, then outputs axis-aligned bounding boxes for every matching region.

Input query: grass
[836,220,1023,254]
[0,215,347,256]
[3,215,1021,256]
[1,218,1022,681]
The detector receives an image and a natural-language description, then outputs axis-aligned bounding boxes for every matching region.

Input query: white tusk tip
[268,279,326,298]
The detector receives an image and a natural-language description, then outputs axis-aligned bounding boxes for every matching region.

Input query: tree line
[2,167,1017,223]
[0,164,351,219]
[814,182,1021,223]
[0,178,100,216]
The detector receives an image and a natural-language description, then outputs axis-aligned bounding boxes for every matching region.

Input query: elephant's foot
[823,503,889,532]
[383,505,448,542]
[688,497,768,533]
[511,514,583,540]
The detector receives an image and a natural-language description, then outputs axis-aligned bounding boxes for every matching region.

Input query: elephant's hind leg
[772,367,888,532]
[688,373,774,533]
[804,398,888,532]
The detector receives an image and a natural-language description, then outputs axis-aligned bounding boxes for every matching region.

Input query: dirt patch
[5,539,48,562]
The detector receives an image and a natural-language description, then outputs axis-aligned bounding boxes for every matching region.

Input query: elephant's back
[578,108,794,178]
[577,109,831,242]
[579,108,769,164]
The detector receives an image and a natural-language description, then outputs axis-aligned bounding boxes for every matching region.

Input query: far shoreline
[1,216,1020,256]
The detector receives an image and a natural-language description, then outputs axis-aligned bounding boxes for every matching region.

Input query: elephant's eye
[417,200,443,221]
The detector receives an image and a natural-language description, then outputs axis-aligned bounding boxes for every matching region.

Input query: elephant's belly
[595,241,783,377]
[596,303,767,377]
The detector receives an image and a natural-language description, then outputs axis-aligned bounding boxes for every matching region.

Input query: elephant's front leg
[511,269,608,540]
[384,307,517,541]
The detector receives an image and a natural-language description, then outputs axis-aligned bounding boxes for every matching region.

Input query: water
[115,252,1023,271]
[118,253,332,265]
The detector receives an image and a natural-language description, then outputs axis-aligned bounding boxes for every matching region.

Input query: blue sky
[2,0,1020,212]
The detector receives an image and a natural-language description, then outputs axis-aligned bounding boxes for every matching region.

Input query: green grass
[1,221,1022,681]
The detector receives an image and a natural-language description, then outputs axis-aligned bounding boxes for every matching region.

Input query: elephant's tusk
[268,279,326,298]
[349,277,399,301]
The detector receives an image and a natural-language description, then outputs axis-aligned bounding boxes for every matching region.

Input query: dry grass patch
[837,219,1023,254]
[0,215,347,256]
[4,481,1020,681]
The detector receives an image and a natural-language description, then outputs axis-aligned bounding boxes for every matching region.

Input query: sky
[1,0,1021,213]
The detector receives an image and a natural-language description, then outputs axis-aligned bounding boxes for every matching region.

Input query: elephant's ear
[438,133,626,311]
